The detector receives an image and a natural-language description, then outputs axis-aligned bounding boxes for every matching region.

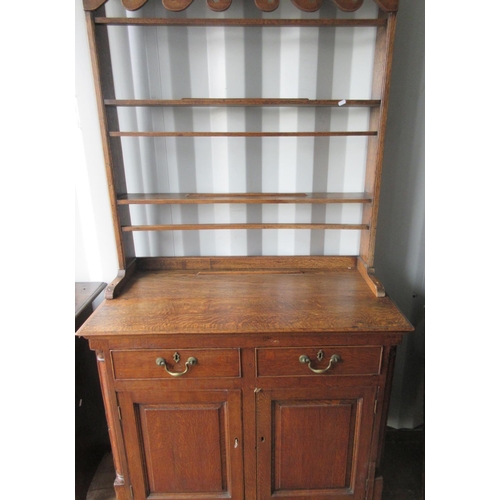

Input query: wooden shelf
[84,0,399,274]
[95,17,387,27]
[105,99,381,108]
[110,131,377,138]
[122,223,369,232]
[117,193,373,205]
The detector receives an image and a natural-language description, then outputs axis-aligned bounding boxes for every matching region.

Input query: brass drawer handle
[299,354,341,374]
[156,356,197,377]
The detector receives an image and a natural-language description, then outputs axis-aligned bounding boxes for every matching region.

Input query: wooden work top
[77,267,413,337]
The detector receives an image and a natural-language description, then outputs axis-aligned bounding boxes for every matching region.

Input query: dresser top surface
[77,268,413,337]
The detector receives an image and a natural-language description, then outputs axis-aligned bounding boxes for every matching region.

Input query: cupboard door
[118,389,244,500]
[256,386,377,500]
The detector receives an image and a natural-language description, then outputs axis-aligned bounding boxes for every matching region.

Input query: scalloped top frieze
[83,0,398,13]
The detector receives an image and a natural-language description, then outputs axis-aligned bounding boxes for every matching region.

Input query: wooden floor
[86,453,115,500]
[86,427,424,500]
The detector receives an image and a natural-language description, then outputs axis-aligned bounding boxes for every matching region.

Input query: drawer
[111,348,241,380]
[256,346,382,377]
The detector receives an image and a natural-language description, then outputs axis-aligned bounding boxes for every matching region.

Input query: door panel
[119,389,243,500]
[274,400,355,490]
[139,403,227,493]
[257,386,377,500]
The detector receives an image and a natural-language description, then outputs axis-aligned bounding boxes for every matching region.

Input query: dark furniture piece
[76,282,110,500]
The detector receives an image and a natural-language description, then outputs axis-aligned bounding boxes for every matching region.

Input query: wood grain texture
[207,0,232,11]
[292,0,322,12]
[104,258,137,299]
[83,0,397,12]
[109,131,377,138]
[360,13,397,268]
[162,0,193,11]
[95,17,387,27]
[111,348,241,379]
[374,0,398,12]
[80,1,408,498]
[135,255,359,271]
[375,346,397,468]
[357,257,386,297]
[94,348,131,500]
[121,0,148,10]
[333,0,364,11]
[105,98,381,107]
[254,0,279,12]
[83,0,107,10]
[86,11,135,269]
[117,192,372,205]
[77,268,414,336]
[140,403,226,492]
[276,402,353,490]
[256,346,382,377]
[256,386,377,499]
[121,223,369,231]
[99,333,403,352]
[118,390,244,499]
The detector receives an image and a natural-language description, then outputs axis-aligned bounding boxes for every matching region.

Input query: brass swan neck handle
[156,356,197,377]
[299,354,341,374]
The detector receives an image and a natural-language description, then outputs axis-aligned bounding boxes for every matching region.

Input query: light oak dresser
[77,1,413,499]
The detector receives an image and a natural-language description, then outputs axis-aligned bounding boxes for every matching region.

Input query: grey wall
[375,0,425,429]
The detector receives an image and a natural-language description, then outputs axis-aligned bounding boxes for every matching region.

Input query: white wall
[75,0,119,283]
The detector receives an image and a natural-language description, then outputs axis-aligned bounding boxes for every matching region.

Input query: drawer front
[111,348,241,380]
[256,346,382,377]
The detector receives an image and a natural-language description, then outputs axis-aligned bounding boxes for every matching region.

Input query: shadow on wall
[374,0,425,430]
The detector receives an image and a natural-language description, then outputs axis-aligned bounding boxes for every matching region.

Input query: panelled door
[256,386,377,500]
[118,389,244,500]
